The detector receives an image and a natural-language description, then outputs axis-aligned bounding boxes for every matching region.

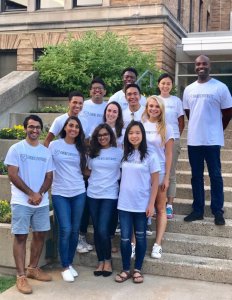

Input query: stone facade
[0,0,230,76]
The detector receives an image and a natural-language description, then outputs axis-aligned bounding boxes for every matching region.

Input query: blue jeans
[119,210,147,271]
[52,193,86,268]
[188,146,224,216]
[87,197,117,262]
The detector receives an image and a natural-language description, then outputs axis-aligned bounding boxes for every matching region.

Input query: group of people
[4,55,232,294]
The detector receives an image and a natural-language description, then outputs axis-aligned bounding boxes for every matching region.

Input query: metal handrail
[135,70,154,89]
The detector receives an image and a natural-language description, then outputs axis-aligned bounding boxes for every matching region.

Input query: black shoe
[214,214,225,225]
[93,270,103,276]
[102,271,112,277]
[184,212,204,222]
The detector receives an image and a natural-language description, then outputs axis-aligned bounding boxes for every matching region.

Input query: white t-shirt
[49,139,85,197]
[79,99,107,138]
[143,121,174,173]
[87,147,123,199]
[4,140,54,207]
[117,150,160,212]
[108,90,147,111]
[183,78,232,146]
[159,95,184,139]
[123,105,145,128]
[49,113,89,138]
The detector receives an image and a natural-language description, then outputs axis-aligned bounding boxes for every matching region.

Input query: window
[199,0,203,31]
[73,0,102,7]
[36,0,64,9]
[0,0,27,12]
[0,50,17,78]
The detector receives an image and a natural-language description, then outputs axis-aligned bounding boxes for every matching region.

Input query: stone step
[176,170,232,187]
[166,214,232,238]
[181,129,232,139]
[76,251,232,284]
[177,158,232,173]
[173,198,232,219]
[9,112,62,129]
[179,148,232,161]
[180,138,232,149]
[176,184,232,202]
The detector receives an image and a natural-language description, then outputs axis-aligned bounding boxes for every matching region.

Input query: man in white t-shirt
[123,83,145,128]
[44,91,87,147]
[108,67,146,110]
[79,77,107,138]
[183,55,232,225]
[4,115,54,294]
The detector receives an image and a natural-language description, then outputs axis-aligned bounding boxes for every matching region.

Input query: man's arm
[44,132,55,148]
[184,109,190,120]
[221,107,232,130]
[39,171,53,196]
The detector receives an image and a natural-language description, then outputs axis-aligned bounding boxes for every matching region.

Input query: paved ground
[0,266,231,300]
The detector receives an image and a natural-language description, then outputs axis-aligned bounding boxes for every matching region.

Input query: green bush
[30,105,67,113]
[0,161,7,175]
[35,31,161,97]
[0,125,25,140]
[0,200,11,223]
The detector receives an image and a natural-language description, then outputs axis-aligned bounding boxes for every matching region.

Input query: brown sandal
[115,271,131,283]
[132,270,144,284]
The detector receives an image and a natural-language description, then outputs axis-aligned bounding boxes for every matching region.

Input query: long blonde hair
[142,95,166,145]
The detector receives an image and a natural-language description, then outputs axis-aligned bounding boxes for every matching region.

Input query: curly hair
[60,116,86,173]
[103,101,124,138]
[89,123,117,158]
[123,121,147,162]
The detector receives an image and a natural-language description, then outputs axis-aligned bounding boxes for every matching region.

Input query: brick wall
[209,0,232,31]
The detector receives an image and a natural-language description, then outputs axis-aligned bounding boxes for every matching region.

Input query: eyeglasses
[91,87,104,91]
[27,125,41,130]
[97,133,110,139]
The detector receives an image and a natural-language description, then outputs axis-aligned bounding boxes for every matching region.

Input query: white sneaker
[76,236,89,253]
[69,265,78,277]
[151,243,162,259]
[61,269,74,282]
[146,225,153,236]
[131,243,136,258]
[81,236,93,251]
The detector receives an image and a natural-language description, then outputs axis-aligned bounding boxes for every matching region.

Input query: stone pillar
[64,0,73,9]
[27,0,37,12]
[17,36,34,71]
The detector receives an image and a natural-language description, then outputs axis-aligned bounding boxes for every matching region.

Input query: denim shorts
[11,204,50,234]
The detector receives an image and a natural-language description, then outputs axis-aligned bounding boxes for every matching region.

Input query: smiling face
[195,55,211,83]
[158,77,173,97]
[25,119,42,142]
[125,87,141,109]
[128,125,142,149]
[90,83,106,104]
[64,119,80,140]
[123,71,137,87]
[97,128,111,149]
[105,104,119,126]
[147,98,161,121]
[69,96,84,116]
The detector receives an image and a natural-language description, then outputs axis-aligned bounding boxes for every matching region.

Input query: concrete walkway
[0,266,231,300]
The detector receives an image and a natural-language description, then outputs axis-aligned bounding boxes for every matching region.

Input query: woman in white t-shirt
[87,123,123,277]
[157,73,185,218]
[49,116,87,282]
[115,121,160,284]
[142,96,174,259]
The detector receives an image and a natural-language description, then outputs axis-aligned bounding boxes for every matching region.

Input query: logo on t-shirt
[20,154,46,162]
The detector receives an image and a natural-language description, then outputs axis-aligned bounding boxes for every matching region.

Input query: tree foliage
[34,31,161,97]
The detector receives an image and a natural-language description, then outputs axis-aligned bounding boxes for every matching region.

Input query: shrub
[30,105,67,113]
[0,200,11,223]
[0,161,7,175]
[35,31,161,97]
[0,125,25,140]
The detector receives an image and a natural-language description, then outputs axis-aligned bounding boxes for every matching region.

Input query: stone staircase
[1,111,232,284]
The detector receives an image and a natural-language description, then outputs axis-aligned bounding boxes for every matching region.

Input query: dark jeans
[87,196,117,262]
[52,193,86,268]
[188,145,224,216]
[119,210,147,271]
[80,201,90,235]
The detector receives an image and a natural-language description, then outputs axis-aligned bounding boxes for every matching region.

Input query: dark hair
[60,116,86,173]
[68,91,84,101]
[23,114,43,130]
[103,101,124,138]
[157,73,174,84]
[123,121,147,162]
[89,123,117,158]
[90,77,106,89]
[121,67,138,77]
[125,83,141,95]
